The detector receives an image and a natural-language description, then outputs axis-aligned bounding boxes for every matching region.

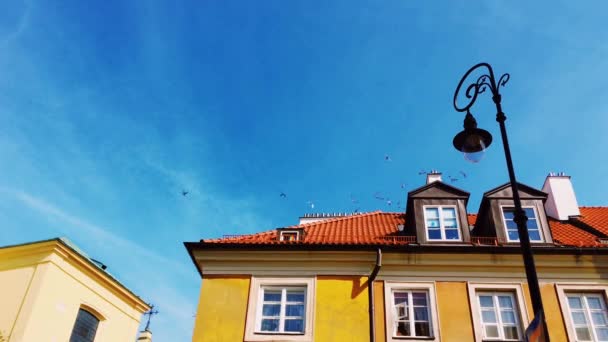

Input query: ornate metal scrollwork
[453,63,509,113]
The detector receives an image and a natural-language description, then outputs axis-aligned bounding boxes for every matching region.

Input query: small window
[257,287,306,333]
[280,231,300,242]
[70,309,100,342]
[565,293,608,341]
[502,207,542,242]
[384,282,440,342]
[245,277,315,341]
[424,206,461,241]
[475,292,523,340]
[468,283,529,342]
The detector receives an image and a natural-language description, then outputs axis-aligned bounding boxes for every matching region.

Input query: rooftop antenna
[144,305,159,331]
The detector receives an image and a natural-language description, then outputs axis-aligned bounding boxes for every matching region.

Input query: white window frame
[384,281,440,342]
[422,205,462,241]
[245,277,315,342]
[467,283,529,342]
[556,284,608,342]
[500,205,543,243]
[280,230,300,242]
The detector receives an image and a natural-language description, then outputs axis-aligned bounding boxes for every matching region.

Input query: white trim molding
[383,281,440,342]
[467,282,529,342]
[244,277,316,342]
[556,283,608,342]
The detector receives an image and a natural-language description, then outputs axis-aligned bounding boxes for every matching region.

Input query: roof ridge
[288,211,384,229]
[580,206,608,209]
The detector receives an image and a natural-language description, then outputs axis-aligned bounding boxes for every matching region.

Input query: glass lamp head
[452,111,493,163]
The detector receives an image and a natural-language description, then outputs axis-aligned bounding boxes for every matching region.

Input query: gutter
[368,248,382,342]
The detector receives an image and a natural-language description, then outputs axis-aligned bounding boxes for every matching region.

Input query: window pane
[529,230,541,241]
[262,304,281,316]
[527,219,538,229]
[69,309,99,342]
[261,319,279,332]
[524,208,536,218]
[593,312,607,325]
[588,296,603,309]
[503,209,515,220]
[485,325,499,338]
[263,291,282,302]
[394,292,408,305]
[286,304,304,317]
[596,327,608,340]
[508,230,519,241]
[414,322,431,337]
[575,327,592,340]
[572,312,587,324]
[428,229,442,240]
[412,293,427,306]
[427,219,440,228]
[505,220,518,229]
[482,310,497,323]
[396,321,410,336]
[444,219,458,229]
[286,292,305,302]
[445,229,459,240]
[503,326,519,339]
[414,307,429,321]
[501,311,516,324]
[284,319,304,332]
[396,305,407,319]
[425,208,439,218]
[568,296,583,309]
[442,208,456,219]
[498,296,513,308]
[479,296,494,308]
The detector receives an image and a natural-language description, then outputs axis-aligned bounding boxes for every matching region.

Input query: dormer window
[501,207,542,242]
[280,231,300,242]
[424,206,461,241]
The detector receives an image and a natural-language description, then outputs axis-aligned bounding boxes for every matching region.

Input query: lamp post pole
[452,63,547,340]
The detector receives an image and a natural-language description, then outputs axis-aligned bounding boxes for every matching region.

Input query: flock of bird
[179,154,469,213]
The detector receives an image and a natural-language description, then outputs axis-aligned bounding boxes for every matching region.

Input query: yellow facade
[189,249,608,342]
[0,238,150,342]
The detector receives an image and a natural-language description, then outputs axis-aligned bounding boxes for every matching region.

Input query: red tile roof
[201,207,608,248]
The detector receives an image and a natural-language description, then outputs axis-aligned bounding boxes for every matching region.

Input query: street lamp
[452,63,547,339]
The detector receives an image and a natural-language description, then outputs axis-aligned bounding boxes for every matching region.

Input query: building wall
[192,275,250,342]
[315,276,369,342]
[435,281,474,340]
[0,241,147,342]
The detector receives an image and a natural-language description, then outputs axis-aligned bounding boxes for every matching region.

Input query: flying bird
[374,192,385,201]
[350,194,359,204]
[280,192,287,198]
[448,176,459,183]
[306,201,315,209]
[386,199,392,206]
[400,183,407,189]
[181,190,189,196]
[459,170,467,178]
[418,170,428,175]
[384,154,392,162]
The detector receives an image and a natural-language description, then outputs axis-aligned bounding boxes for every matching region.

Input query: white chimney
[542,172,580,220]
[426,171,442,184]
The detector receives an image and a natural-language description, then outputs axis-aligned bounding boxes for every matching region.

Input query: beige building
[0,238,151,342]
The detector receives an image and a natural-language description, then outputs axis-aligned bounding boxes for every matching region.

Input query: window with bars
[424,206,461,241]
[257,286,306,334]
[475,292,522,341]
[391,290,432,338]
[566,293,608,341]
[501,207,542,242]
[69,309,100,342]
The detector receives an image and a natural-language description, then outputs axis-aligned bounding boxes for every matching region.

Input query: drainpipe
[368,248,382,342]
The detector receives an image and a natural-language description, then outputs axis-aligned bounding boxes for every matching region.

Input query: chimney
[137,330,152,342]
[542,172,580,220]
[426,170,442,184]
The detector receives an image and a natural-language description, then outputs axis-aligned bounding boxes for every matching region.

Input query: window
[468,283,529,342]
[245,277,315,341]
[280,231,300,242]
[565,293,608,341]
[424,206,461,241]
[69,309,100,342]
[384,282,439,342]
[257,287,306,333]
[501,207,542,242]
[476,292,522,340]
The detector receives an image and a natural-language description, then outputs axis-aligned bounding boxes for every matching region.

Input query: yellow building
[0,237,151,342]
[186,173,608,342]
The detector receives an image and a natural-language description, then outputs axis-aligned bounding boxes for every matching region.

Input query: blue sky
[1,1,607,340]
